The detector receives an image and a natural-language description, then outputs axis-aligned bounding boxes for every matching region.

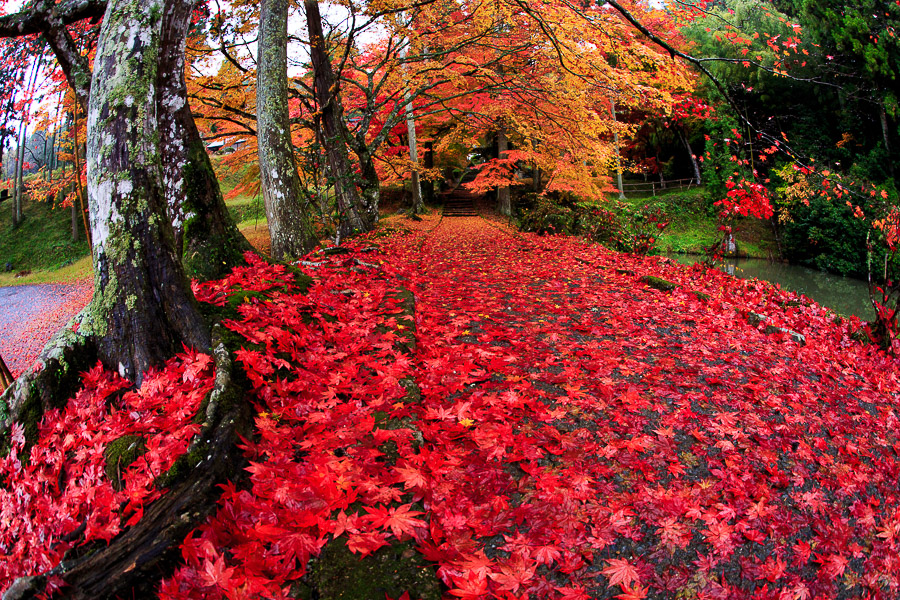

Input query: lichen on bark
[257,0,318,260]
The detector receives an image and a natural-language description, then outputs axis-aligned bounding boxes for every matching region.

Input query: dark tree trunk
[257,0,318,260]
[880,103,895,180]
[422,141,435,205]
[305,0,376,240]
[71,196,78,241]
[12,114,25,226]
[497,126,511,216]
[158,0,254,277]
[81,0,209,383]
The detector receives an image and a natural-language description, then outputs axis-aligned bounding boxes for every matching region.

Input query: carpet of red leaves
[4,215,900,599]
[0,281,92,377]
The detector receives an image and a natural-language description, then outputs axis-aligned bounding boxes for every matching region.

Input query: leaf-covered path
[0,281,92,377]
[3,215,900,599]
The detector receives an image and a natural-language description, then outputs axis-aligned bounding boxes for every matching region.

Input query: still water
[664,254,875,320]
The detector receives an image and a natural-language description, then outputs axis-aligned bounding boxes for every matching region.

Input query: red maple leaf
[601,559,640,589]
[364,503,426,540]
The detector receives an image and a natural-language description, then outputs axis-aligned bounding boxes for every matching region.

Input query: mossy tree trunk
[1,2,250,597]
[306,0,377,240]
[158,0,254,278]
[80,0,209,384]
[257,0,318,260]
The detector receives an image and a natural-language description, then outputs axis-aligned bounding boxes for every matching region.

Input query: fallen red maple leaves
[4,216,900,599]
[0,281,92,378]
[0,349,212,589]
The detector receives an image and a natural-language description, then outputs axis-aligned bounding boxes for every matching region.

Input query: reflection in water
[664,254,874,320]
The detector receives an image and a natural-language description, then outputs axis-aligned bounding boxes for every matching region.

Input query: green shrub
[517,194,669,255]
[780,195,870,277]
[517,193,580,236]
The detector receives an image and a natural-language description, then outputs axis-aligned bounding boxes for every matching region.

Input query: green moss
[104,435,147,491]
[227,289,269,311]
[640,275,678,292]
[283,265,314,294]
[398,378,422,404]
[153,443,204,490]
[21,383,45,446]
[850,328,874,344]
[298,539,441,600]
[690,290,711,301]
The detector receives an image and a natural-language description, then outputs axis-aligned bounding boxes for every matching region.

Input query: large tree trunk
[305,0,377,240]
[80,0,209,383]
[0,3,251,596]
[159,0,255,277]
[257,0,318,260]
[880,103,895,180]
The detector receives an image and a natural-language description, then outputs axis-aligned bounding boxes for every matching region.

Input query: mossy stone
[690,290,710,302]
[104,435,147,491]
[640,275,677,292]
[302,539,441,600]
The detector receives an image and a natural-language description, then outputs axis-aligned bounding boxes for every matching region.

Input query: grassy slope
[0,158,271,287]
[0,190,93,286]
[618,186,778,258]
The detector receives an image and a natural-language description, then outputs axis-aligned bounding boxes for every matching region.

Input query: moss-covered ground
[614,186,779,258]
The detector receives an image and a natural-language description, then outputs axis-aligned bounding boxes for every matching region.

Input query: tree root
[1,326,249,600]
[0,311,96,449]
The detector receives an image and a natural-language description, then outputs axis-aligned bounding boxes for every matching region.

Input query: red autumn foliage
[5,217,900,598]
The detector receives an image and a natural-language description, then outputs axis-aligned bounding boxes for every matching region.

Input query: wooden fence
[616,178,699,197]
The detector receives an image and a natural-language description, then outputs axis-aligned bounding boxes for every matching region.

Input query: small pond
[663,254,875,320]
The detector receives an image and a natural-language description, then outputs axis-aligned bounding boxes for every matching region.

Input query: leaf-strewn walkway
[0,281,92,377]
[3,215,900,599]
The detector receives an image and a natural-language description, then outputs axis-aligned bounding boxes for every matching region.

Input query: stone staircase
[441,189,479,217]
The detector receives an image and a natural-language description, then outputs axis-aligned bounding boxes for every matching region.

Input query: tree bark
[610,98,625,199]
[404,92,423,214]
[158,0,255,277]
[305,0,376,240]
[678,127,701,185]
[497,126,511,216]
[880,103,895,180]
[81,0,210,383]
[257,0,318,260]
[11,115,25,226]
[422,141,435,205]
[0,353,12,391]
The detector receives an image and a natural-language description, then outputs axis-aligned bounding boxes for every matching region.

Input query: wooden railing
[616,178,699,196]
